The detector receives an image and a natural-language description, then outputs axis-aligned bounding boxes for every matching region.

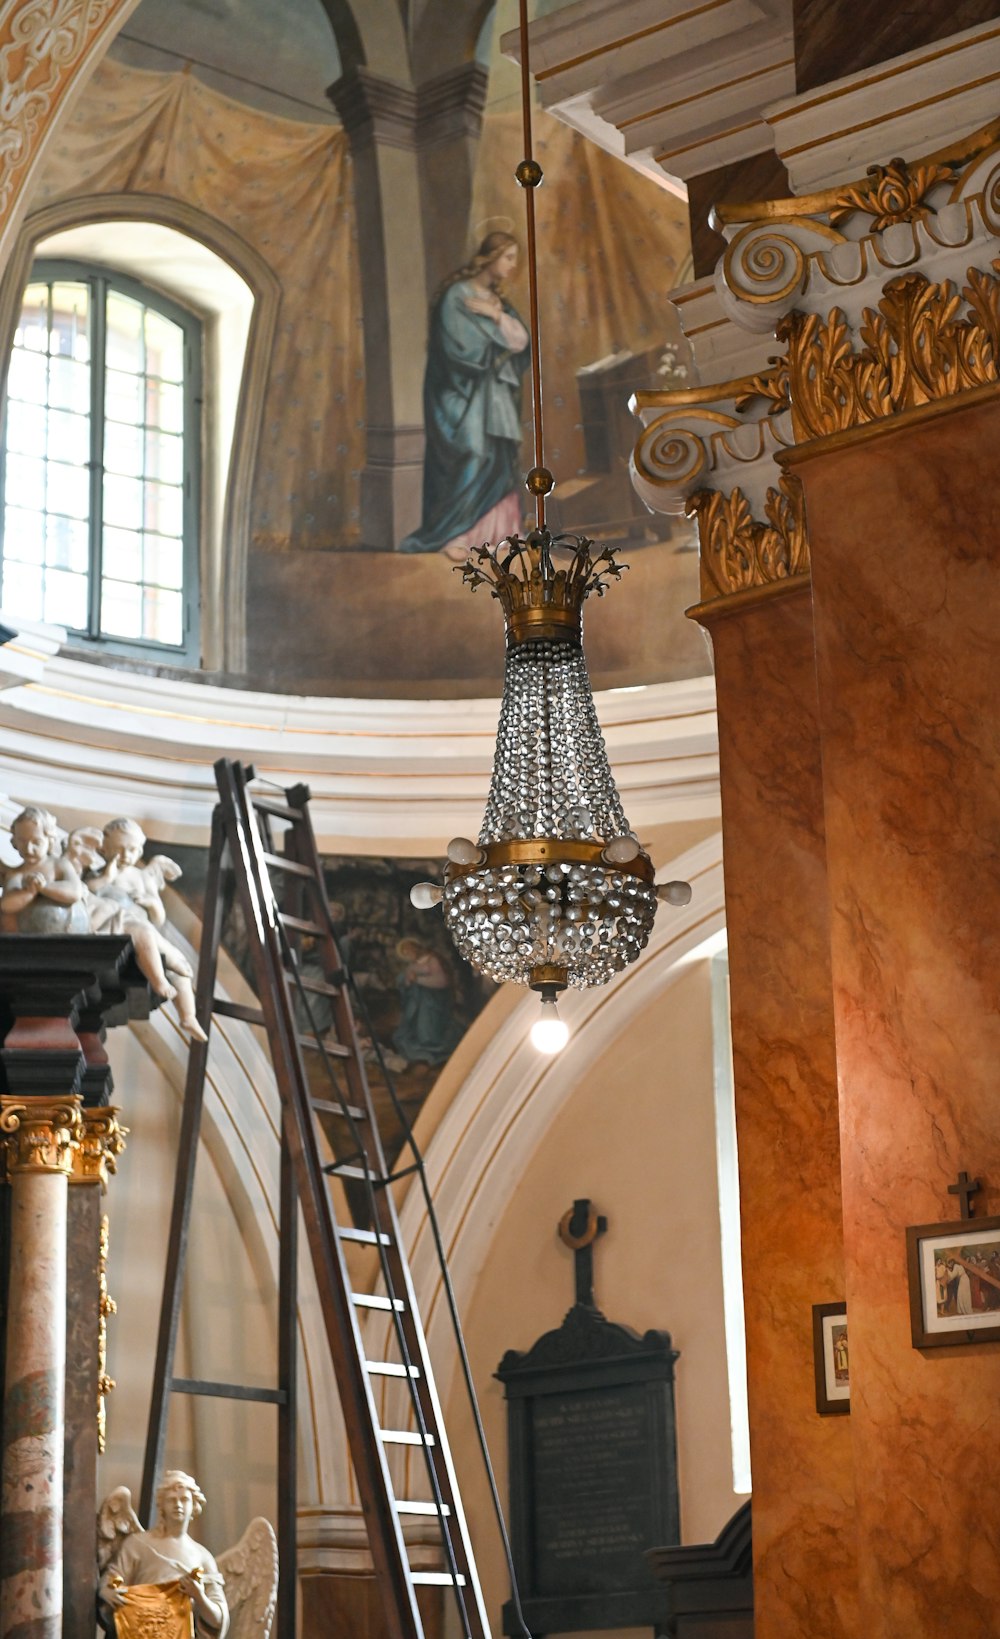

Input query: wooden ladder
[141,758,493,1639]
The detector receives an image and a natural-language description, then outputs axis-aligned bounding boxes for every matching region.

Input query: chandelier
[411,0,689,1051]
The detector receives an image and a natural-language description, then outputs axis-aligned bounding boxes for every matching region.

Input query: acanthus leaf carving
[687,474,808,603]
[830,157,955,232]
[780,259,1000,441]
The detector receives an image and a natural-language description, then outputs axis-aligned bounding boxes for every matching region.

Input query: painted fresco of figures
[399,232,530,560]
[393,938,465,1067]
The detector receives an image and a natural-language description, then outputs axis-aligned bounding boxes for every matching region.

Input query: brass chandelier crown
[461,527,626,646]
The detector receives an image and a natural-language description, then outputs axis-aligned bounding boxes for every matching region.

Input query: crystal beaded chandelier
[411,0,689,1045]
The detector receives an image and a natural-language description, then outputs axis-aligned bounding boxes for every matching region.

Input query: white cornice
[764,18,1000,190]
[503,0,791,192]
[0,646,719,853]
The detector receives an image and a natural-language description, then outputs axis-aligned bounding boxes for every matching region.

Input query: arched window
[0,260,200,656]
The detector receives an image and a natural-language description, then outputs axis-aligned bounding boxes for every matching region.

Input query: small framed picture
[906,1216,1000,1348]
[812,1302,849,1414]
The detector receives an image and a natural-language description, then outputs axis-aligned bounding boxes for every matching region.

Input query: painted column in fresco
[0,1096,82,1639]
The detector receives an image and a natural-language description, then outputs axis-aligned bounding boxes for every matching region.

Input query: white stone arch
[358,835,726,1488]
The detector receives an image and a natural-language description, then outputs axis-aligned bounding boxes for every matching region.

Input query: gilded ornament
[687,475,808,602]
[71,1106,128,1188]
[713,115,1000,228]
[830,158,955,231]
[98,1213,116,1455]
[0,1094,82,1175]
[778,259,1000,442]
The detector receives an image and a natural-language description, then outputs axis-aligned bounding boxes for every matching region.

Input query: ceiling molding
[0,645,719,854]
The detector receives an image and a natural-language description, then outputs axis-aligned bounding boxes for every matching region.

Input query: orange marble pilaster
[790,390,1000,1638]
[696,581,856,1639]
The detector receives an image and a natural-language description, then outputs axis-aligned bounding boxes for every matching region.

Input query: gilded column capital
[0,1094,83,1176]
[687,474,808,604]
[70,1107,128,1188]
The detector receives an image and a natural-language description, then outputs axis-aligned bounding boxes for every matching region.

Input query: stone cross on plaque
[558,1197,607,1309]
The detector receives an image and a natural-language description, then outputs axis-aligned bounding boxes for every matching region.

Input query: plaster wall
[100,1025,278,1556]
[444,957,742,1638]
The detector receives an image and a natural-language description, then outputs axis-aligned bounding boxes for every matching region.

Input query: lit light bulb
[657,879,692,906]
[410,881,443,909]
[602,833,640,865]
[446,836,486,866]
[530,997,570,1055]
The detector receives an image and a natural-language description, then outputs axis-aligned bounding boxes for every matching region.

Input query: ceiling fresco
[22,0,703,696]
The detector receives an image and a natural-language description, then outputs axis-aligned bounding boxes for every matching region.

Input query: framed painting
[906,1216,1000,1348]
[811,1302,850,1414]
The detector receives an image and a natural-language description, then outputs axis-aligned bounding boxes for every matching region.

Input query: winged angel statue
[97,1472,278,1639]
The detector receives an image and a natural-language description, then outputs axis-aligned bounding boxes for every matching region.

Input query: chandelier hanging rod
[516,0,551,530]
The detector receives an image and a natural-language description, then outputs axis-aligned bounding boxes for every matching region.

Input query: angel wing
[96,1485,142,1574]
[217,1518,278,1639]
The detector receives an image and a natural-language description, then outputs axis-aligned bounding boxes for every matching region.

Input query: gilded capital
[0,1094,83,1176]
[70,1106,128,1188]
[687,475,809,603]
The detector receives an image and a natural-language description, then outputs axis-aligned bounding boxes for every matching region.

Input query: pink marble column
[697,579,856,1639]
[790,390,1000,1637]
[0,1097,81,1639]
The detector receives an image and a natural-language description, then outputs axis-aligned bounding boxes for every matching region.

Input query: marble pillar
[0,1096,82,1639]
[788,389,1000,1638]
[695,578,857,1639]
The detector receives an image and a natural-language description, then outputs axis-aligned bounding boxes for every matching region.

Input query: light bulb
[602,834,640,865]
[657,879,692,906]
[410,881,443,909]
[447,836,485,866]
[530,997,570,1055]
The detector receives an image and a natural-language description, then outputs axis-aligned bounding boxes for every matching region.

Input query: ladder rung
[325,1162,381,1182]
[294,974,343,997]
[212,998,265,1026]
[381,1429,435,1446]
[366,1361,421,1378]
[261,851,315,878]
[252,797,303,821]
[339,1226,391,1246]
[280,912,326,936]
[395,1501,451,1518]
[170,1377,287,1405]
[411,1572,464,1587]
[311,1096,365,1121]
[299,1036,352,1059]
[353,1293,404,1312]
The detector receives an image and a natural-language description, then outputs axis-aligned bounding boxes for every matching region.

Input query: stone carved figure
[97,1475,277,1639]
[0,805,89,933]
[88,819,207,1041]
[2,807,207,1042]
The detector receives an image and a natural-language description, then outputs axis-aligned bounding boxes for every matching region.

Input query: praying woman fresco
[399,231,530,560]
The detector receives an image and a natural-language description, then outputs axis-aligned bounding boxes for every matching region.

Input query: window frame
[0,256,202,662]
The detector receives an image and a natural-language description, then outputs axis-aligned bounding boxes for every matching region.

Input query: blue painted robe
[399,281,530,553]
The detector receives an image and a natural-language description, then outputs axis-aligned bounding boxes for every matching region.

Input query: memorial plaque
[497,1203,679,1636]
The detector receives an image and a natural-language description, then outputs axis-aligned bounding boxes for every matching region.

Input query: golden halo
[472,214,515,244]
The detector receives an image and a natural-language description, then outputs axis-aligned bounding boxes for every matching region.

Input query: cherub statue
[97,1475,277,1639]
[0,805,90,933]
[88,818,207,1041]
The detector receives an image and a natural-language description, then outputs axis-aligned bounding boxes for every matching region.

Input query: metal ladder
[141,758,493,1639]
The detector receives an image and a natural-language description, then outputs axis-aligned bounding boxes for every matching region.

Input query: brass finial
[461,527,625,645]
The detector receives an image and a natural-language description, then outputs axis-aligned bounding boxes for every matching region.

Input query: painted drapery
[26,58,365,553]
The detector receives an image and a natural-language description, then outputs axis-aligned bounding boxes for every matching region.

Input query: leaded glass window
[0,262,200,655]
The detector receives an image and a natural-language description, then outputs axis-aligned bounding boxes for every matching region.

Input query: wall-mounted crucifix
[948,1170,981,1220]
[557,1197,607,1309]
